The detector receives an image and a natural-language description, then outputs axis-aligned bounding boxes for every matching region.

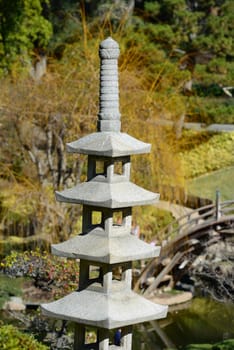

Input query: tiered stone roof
[42,37,167,349]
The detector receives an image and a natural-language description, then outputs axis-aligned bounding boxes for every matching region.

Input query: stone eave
[41,287,168,329]
[55,179,159,208]
[51,227,161,263]
[66,132,151,157]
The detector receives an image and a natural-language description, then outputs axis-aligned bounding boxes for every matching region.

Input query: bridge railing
[220,200,234,215]
[154,199,234,244]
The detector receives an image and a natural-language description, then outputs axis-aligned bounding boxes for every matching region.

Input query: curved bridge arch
[134,200,234,295]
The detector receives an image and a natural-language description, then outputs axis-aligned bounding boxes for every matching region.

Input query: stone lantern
[42,37,168,349]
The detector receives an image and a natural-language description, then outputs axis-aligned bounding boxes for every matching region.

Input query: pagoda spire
[98,37,121,132]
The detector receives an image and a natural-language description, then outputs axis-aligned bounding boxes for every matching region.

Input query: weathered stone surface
[56,178,159,208]
[98,37,121,132]
[66,132,151,156]
[41,37,167,350]
[52,227,161,263]
[3,297,26,311]
[41,285,168,329]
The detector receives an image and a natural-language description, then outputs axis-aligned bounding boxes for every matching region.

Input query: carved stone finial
[98,37,121,132]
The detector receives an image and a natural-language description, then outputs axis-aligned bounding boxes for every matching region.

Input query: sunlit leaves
[0,0,52,75]
[0,325,49,350]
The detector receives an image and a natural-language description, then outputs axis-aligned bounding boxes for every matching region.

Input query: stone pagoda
[42,37,168,349]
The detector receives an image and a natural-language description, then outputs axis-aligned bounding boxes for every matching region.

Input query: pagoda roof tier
[56,176,159,208]
[51,226,160,264]
[66,132,151,157]
[41,284,168,329]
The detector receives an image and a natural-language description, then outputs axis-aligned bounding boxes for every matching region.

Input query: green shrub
[188,97,234,125]
[1,249,79,298]
[0,324,48,350]
[184,339,234,350]
[179,131,234,178]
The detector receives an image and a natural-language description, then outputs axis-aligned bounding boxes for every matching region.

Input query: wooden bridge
[134,197,234,296]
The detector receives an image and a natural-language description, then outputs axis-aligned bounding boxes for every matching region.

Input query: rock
[3,296,26,311]
[150,291,193,306]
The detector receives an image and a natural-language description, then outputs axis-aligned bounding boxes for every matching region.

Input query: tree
[194,0,234,57]
[136,0,233,76]
[127,0,234,63]
[0,0,52,76]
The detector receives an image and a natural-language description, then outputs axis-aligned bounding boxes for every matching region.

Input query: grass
[0,274,23,309]
[188,167,234,201]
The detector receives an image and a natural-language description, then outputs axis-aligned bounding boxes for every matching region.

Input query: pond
[1,276,234,349]
[1,294,234,348]
[188,167,234,201]
[133,297,234,349]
